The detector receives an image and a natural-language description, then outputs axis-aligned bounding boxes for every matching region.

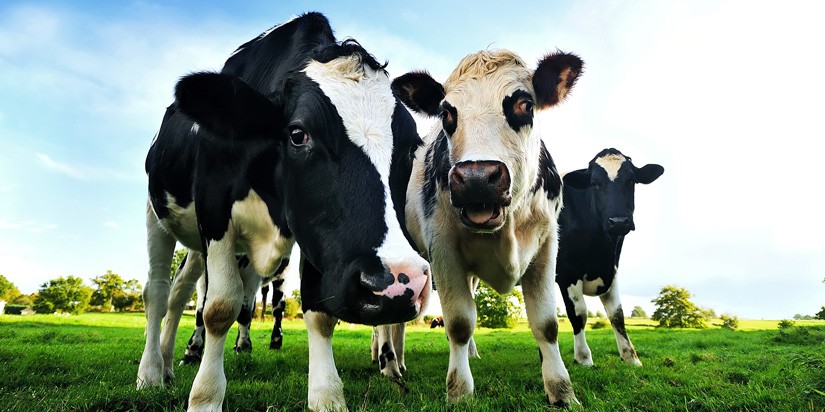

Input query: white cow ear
[532,51,584,109]
[635,164,664,184]
[391,71,445,117]
[175,72,283,140]
[562,169,590,190]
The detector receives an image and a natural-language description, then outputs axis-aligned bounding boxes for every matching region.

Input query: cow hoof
[136,355,164,389]
[399,364,407,374]
[573,357,594,367]
[180,353,202,365]
[624,357,642,367]
[544,379,578,409]
[234,343,252,353]
[163,368,175,383]
[269,338,283,350]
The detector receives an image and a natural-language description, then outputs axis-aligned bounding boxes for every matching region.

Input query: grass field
[1,313,824,411]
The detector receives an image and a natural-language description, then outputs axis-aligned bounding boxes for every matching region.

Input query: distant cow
[556,148,663,366]
[430,316,444,328]
[391,48,583,406]
[154,252,290,371]
[136,13,430,411]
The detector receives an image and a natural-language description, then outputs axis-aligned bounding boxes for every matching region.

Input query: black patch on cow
[397,273,410,284]
[543,319,559,344]
[502,89,534,132]
[194,308,204,327]
[531,140,561,200]
[236,255,250,269]
[389,101,424,252]
[391,71,445,117]
[236,304,253,326]
[610,305,629,340]
[440,101,458,136]
[447,317,472,345]
[422,131,450,218]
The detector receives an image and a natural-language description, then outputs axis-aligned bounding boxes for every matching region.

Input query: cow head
[563,148,664,236]
[174,40,429,325]
[393,50,583,232]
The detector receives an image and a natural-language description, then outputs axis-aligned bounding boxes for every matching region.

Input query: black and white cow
[390,49,583,406]
[136,13,430,411]
[556,148,663,366]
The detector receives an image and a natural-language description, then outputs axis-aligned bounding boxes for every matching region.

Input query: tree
[12,293,34,306]
[112,279,143,312]
[291,289,301,308]
[0,274,20,302]
[816,307,825,321]
[170,248,188,278]
[474,283,523,329]
[702,307,717,319]
[720,313,739,329]
[33,276,93,315]
[631,306,647,318]
[284,298,300,318]
[90,271,127,311]
[651,285,707,328]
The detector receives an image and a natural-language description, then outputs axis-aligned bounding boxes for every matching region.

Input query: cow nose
[450,161,509,191]
[607,216,633,234]
[360,257,431,315]
[449,161,511,205]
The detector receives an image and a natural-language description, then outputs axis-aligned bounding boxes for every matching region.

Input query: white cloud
[104,221,119,229]
[36,153,85,179]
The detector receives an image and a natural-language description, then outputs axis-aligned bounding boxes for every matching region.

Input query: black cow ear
[563,169,590,190]
[532,51,583,109]
[175,72,283,140]
[636,164,664,184]
[391,71,445,117]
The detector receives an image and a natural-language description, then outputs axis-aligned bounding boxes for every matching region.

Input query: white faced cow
[391,49,583,406]
[556,148,663,366]
[137,13,430,411]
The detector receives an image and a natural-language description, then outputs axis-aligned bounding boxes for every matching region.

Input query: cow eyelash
[288,127,310,146]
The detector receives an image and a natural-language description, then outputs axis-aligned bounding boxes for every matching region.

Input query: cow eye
[289,127,309,146]
[441,109,454,124]
[516,99,534,116]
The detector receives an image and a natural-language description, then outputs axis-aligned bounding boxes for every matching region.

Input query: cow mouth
[458,203,506,231]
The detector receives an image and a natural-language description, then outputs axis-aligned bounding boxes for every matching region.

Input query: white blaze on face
[303,56,412,261]
[595,154,627,181]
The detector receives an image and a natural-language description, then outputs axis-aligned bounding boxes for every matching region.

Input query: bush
[720,314,739,330]
[474,283,522,329]
[630,306,647,318]
[591,319,610,329]
[778,319,795,329]
[283,298,300,318]
[33,276,93,315]
[3,304,28,315]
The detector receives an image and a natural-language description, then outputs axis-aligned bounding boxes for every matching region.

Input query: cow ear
[391,71,445,117]
[175,72,283,140]
[635,164,664,184]
[532,51,584,109]
[563,169,590,190]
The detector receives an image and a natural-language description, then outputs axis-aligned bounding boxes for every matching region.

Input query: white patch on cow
[230,189,294,276]
[159,193,200,249]
[595,153,626,181]
[582,277,605,296]
[304,56,425,280]
[305,311,346,411]
[190,122,200,135]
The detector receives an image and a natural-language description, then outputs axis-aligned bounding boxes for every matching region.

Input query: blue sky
[1,1,823,319]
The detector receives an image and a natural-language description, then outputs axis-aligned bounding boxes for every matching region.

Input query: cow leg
[600,280,641,366]
[188,237,243,411]
[522,241,577,407]
[160,250,204,379]
[467,277,481,360]
[436,259,476,402]
[269,278,285,350]
[391,323,406,374]
[375,324,403,380]
[260,284,269,320]
[305,310,346,411]
[137,202,176,389]
[181,275,207,365]
[563,280,593,366]
[370,327,379,364]
[234,265,261,353]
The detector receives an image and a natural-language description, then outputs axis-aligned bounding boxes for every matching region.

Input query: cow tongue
[463,204,496,225]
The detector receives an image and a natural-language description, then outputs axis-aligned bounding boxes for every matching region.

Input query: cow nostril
[608,217,630,226]
[488,165,502,184]
[450,170,465,187]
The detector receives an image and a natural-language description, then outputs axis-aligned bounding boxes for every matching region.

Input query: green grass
[1,313,824,411]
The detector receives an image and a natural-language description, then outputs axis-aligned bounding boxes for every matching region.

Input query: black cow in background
[556,148,663,366]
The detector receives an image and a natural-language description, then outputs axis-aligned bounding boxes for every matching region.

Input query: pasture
[1,313,823,411]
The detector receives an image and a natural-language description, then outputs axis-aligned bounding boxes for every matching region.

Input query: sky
[1,1,823,320]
